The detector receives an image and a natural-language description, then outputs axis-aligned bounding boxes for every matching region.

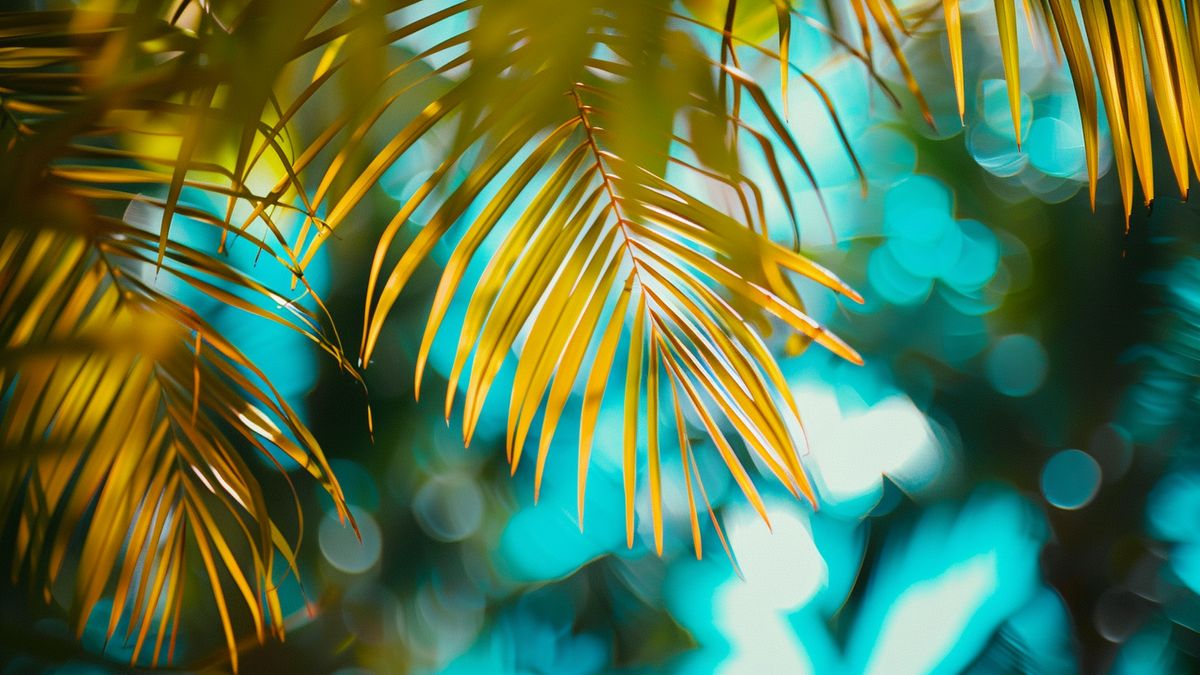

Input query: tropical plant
[1,0,1197,669]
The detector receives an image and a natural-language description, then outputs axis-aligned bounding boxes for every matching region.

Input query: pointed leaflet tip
[843,284,865,305]
[944,0,965,124]
[994,0,1022,152]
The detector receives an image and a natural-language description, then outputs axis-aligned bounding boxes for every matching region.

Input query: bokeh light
[413,473,485,542]
[320,507,383,574]
[985,334,1049,397]
[1040,450,1102,510]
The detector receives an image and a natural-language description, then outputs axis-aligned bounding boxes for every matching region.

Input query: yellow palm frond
[0,7,355,670]
[932,0,1200,222]
[4,0,870,663]
[113,0,868,556]
[0,221,354,671]
[304,1,867,555]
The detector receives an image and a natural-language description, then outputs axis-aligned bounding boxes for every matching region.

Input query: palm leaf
[141,0,867,555]
[4,0,873,663]
[0,7,355,670]
[0,221,354,670]
[931,0,1200,222]
[25,0,1195,665]
[308,1,867,554]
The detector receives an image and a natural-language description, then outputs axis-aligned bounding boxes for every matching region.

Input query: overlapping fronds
[296,0,868,554]
[0,225,350,670]
[0,7,354,670]
[794,0,1200,222]
[8,0,1200,665]
[0,0,875,662]
[937,0,1200,222]
[79,0,871,557]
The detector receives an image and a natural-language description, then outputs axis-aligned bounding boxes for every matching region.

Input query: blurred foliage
[4,0,1200,673]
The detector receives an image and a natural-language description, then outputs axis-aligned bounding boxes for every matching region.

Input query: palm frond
[0,222,353,670]
[295,1,867,554]
[4,0,871,662]
[932,0,1200,221]
[127,0,868,554]
[0,7,354,670]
